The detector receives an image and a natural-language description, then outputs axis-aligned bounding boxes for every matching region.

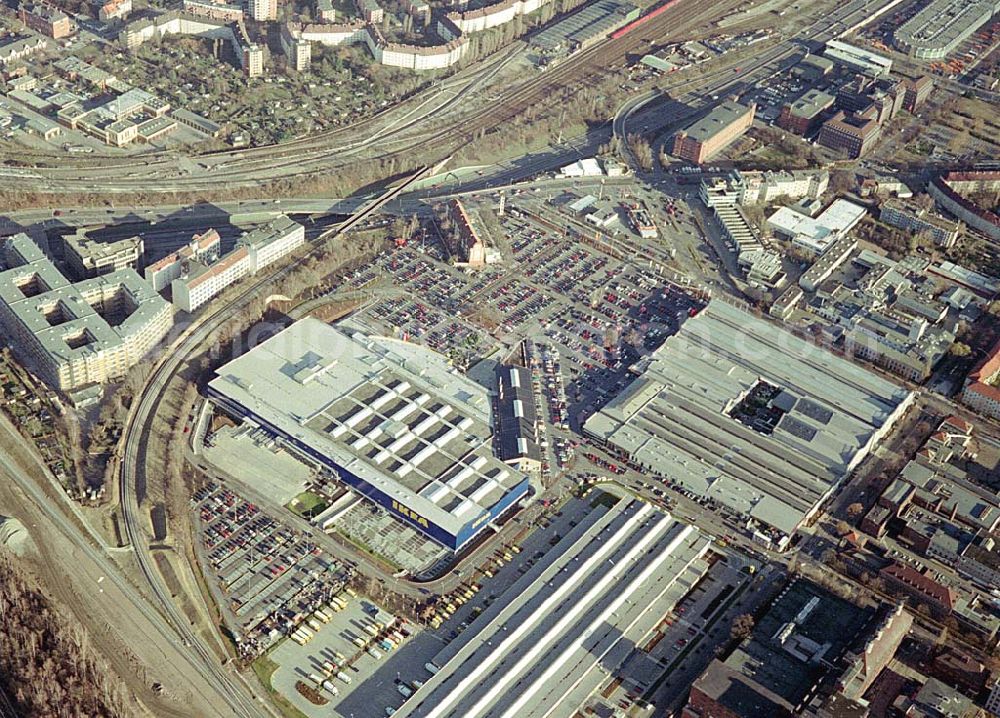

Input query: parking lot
[192,483,352,659]
[267,594,430,718]
[330,195,708,479]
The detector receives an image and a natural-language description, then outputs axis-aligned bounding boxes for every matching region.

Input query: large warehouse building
[208,318,532,550]
[396,496,711,718]
[584,301,913,549]
[894,0,999,60]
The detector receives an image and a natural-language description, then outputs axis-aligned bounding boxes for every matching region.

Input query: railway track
[116,169,427,718]
[9,0,742,193]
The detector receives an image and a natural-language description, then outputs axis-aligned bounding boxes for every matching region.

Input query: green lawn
[286,491,329,518]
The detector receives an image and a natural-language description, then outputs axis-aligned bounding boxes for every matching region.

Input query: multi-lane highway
[1,0,756,196]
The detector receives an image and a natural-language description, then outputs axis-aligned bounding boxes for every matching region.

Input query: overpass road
[0,0,875,198]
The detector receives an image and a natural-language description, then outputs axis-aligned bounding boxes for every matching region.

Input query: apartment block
[672,101,755,164]
[19,3,73,38]
[962,339,1000,419]
[64,233,144,279]
[169,217,304,312]
[248,0,277,21]
[98,0,132,22]
[144,229,221,291]
[879,200,963,248]
[280,23,311,71]
[355,0,384,23]
[0,234,171,392]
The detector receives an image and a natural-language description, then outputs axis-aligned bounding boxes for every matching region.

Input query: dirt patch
[294,681,328,706]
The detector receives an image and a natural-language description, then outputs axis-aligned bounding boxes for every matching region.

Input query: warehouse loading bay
[263,491,761,718]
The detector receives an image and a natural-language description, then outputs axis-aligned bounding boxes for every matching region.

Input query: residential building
[169,217,303,312]
[672,100,755,164]
[962,338,1000,419]
[928,171,1000,242]
[64,233,143,279]
[778,88,835,135]
[355,0,383,22]
[144,229,221,291]
[449,198,496,267]
[238,214,305,271]
[0,234,172,392]
[181,0,244,21]
[911,678,975,718]
[0,36,48,67]
[684,580,884,718]
[818,110,881,158]
[172,247,251,313]
[98,0,132,22]
[740,169,829,205]
[248,0,277,21]
[986,679,1000,716]
[880,199,963,248]
[316,0,336,20]
[280,23,311,71]
[838,604,913,700]
[18,3,73,39]
[879,563,955,617]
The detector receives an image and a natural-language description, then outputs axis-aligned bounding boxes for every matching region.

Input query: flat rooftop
[767,198,867,253]
[584,301,912,538]
[396,497,710,718]
[719,579,875,708]
[680,100,754,143]
[895,0,995,53]
[207,318,528,539]
[0,233,170,365]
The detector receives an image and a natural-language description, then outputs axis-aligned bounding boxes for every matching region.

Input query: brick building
[672,100,756,164]
[818,110,881,158]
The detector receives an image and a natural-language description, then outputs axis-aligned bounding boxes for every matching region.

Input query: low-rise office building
[0,234,171,392]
